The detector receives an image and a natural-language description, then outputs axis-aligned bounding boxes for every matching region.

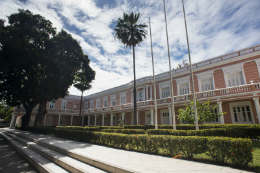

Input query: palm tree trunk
[79,90,83,126]
[133,46,137,125]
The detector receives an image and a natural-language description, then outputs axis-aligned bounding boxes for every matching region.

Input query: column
[82,115,84,126]
[217,101,224,124]
[137,111,139,124]
[88,115,90,126]
[44,114,47,126]
[168,106,173,125]
[10,114,16,128]
[110,113,113,126]
[102,114,105,126]
[150,86,152,100]
[150,109,154,125]
[94,115,97,126]
[58,114,61,126]
[146,86,148,100]
[253,98,260,123]
[71,115,73,126]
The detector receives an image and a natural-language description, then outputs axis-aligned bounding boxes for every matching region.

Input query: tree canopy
[0,9,95,126]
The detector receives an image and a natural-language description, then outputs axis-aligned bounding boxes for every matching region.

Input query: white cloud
[1,0,260,96]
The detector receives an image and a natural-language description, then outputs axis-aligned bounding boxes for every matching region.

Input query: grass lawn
[175,140,260,172]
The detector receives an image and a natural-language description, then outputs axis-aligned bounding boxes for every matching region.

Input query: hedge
[124,124,260,130]
[52,129,252,166]
[0,125,6,128]
[101,129,145,134]
[15,127,253,166]
[146,127,260,139]
[98,126,123,129]
[56,126,101,131]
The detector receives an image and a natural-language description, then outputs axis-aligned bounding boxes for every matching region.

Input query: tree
[74,83,92,126]
[114,12,147,125]
[0,101,14,123]
[0,9,95,127]
[177,98,226,124]
[0,9,56,126]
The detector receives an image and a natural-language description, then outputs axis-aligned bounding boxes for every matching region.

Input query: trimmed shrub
[147,127,260,139]
[157,124,260,130]
[56,126,100,131]
[101,129,145,134]
[207,137,253,166]
[16,127,253,166]
[0,125,6,128]
[123,125,145,129]
[99,126,123,129]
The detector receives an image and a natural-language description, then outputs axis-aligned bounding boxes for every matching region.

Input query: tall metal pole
[149,18,158,129]
[181,0,199,130]
[163,0,176,130]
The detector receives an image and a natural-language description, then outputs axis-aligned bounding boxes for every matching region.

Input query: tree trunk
[21,102,35,127]
[133,46,137,125]
[34,99,47,127]
[78,90,83,126]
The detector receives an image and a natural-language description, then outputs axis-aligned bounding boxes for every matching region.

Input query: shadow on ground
[0,137,38,173]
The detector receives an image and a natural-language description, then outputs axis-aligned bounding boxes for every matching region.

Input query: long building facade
[11,44,260,127]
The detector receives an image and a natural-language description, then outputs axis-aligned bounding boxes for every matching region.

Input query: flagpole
[163,0,176,130]
[149,17,158,129]
[181,0,199,130]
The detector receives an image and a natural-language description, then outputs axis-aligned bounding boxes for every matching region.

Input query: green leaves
[177,98,226,124]
[114,12,147,48]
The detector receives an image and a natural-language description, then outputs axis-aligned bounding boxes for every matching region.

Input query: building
[11,44,260,127]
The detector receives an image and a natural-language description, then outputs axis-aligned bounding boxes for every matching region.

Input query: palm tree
[74,83,92,126]
[114,12,147,125]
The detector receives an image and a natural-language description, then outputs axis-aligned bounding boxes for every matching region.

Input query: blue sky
[1,0,260,96]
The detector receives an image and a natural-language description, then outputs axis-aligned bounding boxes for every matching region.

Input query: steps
[0,130,108,173]
[0,132,68,173]
[1,129,136,173]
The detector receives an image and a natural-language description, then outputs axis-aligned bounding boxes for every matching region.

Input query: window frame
[197,73,215,92]
[120,92,126,105]
[103,96,108,108]
[110,95,116,107]
[222,63,246,88]
[90,100,94,110]
[49,102,55,109]
[61,100,67,109]
[158,81,170,99]
[229,101,255,124]
[84,101,88,110]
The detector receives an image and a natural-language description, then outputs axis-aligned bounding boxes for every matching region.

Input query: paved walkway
[0,135,38,173]
[2,129,255,173]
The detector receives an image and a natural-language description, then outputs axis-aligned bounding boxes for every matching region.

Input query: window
[226,71,244,87]
[104,115,107,126]
[200,78,213,91]
[103,100,108,108]
[162,112,169,125]
[96,101,100,108]
[161,87,170,98]
[113,115,116,126]
[96,116,100,125]
[145,111,153,125]
[49,102,55,109]
[138,90,143,101]
[90,101,94,109]
[61,100,67,109]
[84,101,88,110]
[179,83,189,95]
[121,96,126,105]
[60,116,64,126]
[112,98,116,106]
[233,106,253,123]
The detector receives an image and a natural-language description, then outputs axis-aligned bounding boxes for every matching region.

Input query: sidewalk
[2,128,254,173]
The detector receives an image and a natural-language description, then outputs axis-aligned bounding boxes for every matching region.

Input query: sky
[1,0,260,96]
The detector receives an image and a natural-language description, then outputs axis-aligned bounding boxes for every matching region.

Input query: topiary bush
[123,125,145,129]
